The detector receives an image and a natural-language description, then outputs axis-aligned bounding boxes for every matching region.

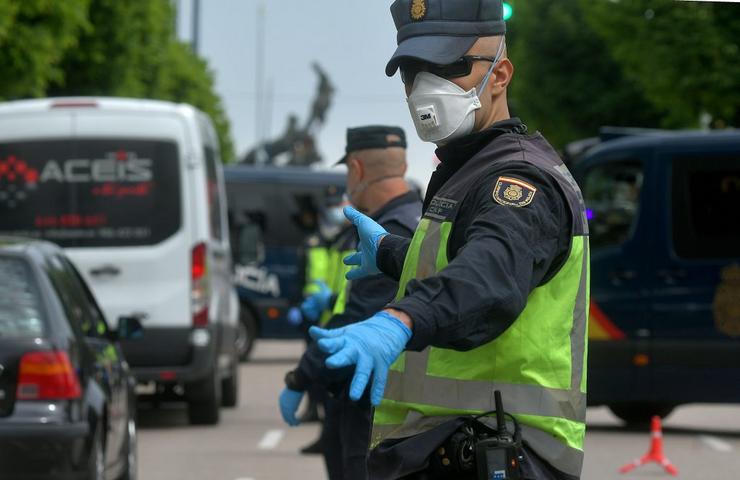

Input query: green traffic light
[503,2,513,21]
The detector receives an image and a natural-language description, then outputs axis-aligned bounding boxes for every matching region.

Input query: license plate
[135,382,156,395]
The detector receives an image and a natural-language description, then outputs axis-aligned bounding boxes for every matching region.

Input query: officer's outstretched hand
[300,280,332,322]
[309,311,411,406]
[278,388,304,426]
[343,206,387,280]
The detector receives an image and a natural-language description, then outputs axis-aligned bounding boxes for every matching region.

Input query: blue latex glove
[343,206,388,281]
[286,307,303,327]
[278,388,304,426]
[300,280,332,322]
[309,311,411,406]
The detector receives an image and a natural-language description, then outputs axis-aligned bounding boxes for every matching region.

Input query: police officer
[310,2,589,479]
[290,187,346,436]
[279,126,422,479]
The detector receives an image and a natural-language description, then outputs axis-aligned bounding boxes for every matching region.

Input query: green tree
[51,0,234,161]
[581,0,740,128]
[0,0,89,99]
[0,0,234,161]
[507,0,662,149]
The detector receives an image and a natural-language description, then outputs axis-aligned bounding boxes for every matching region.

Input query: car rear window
[672,156,740,259]
[0,257,45,338]
[0,139,181,247]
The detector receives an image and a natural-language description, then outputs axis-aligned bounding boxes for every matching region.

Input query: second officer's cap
[386,0,506,77]
[335,126,407,166]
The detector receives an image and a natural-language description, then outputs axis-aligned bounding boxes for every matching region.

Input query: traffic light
[503,2,513,21]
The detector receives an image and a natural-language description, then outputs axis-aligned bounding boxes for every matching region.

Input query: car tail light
[16,351,82,400]
[192,242,209,327]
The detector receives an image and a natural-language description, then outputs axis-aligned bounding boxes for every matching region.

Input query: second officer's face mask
[406,41,505,145]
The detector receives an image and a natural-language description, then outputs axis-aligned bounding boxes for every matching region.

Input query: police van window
[672,156,740,259]
[583,161,643,249]
[0,139,181,248]
[0,257,46,338]
[226,180,331,248]
[204,146,224,241]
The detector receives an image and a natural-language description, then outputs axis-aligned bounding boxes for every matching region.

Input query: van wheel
[609,403,675,426]
[118,416,137,480]
[221,359,239,408]
[236,308,258,362]
[186,368,221,425]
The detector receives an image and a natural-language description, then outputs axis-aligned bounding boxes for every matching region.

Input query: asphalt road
[139,340,740,480]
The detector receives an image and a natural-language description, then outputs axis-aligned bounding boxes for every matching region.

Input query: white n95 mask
[407,72,482,145]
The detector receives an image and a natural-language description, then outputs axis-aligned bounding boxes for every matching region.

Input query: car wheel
[221,358,239,408]
[88,424,105,480]
[186,367,221,425]
[118,415,138,480]
[609,403,675,426]
[236,308,258,362]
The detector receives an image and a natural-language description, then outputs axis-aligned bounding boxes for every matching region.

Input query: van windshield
[0,139,181,247]
[673,156,740,259]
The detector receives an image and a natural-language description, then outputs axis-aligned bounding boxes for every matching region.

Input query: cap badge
[410,0,427,21]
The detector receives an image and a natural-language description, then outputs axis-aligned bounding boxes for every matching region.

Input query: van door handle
[657,268,687,285]
[90,265,121,277]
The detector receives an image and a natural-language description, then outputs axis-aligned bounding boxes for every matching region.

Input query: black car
[0,238,141,479]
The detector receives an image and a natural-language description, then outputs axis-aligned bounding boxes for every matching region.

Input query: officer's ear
[348,155,364,181]
[488,58,513,98]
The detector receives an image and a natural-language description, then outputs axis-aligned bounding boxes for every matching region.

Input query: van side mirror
[116,314,146,341]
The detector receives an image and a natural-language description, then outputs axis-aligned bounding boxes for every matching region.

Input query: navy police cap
[386,0,506,77]
[335,126,407,166]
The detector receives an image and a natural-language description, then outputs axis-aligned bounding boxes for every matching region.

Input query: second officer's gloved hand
[309,311,411,406]
[343,206,388,281]
[278,388,304,426]
[300,280,332,322]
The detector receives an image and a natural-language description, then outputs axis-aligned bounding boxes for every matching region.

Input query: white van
[0,97,240,425]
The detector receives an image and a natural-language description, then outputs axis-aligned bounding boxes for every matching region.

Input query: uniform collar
[435,117,526,167]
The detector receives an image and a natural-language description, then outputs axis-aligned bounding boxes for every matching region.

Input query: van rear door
[0,112,192,366]
[648,140,740,403]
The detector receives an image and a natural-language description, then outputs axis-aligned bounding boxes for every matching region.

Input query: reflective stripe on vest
[371,217,589,477]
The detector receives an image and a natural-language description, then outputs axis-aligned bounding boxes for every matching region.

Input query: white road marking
[234,478,255,480]
[699,435,734,453]
[257,429,285,450]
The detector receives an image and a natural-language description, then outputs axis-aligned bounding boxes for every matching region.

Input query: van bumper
[127,326,217,384]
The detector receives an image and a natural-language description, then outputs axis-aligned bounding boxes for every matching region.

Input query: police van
[0,98,240,425]
[572,129,740,423]
[224,165,345,360]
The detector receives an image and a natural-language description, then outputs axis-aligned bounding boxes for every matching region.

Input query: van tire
[221,359,239,408]
[186,369,221,425]
[609,403,675,426]
[236,308,258,362]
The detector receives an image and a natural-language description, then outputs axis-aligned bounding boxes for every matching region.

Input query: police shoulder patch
[492,176,537,207]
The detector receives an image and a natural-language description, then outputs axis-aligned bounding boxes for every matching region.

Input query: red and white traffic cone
[619,415,679,476]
